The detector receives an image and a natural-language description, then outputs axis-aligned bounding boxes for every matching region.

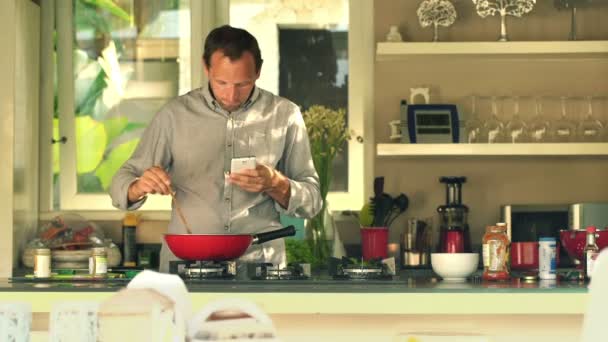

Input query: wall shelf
[376,41,608,60]
[377,143,608,156]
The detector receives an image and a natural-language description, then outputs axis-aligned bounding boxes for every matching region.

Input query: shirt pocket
[248,130,272,166]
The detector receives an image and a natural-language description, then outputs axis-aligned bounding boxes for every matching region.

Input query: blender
[437,176,472,253]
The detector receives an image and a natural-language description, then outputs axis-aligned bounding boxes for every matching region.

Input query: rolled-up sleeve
[109,107,174,210]
[275,107,323,219]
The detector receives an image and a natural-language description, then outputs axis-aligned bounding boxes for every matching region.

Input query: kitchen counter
[0,272,589,342]
[0,273,589,315]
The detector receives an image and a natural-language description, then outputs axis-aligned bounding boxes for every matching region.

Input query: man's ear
[256,60,263,80]
[203,57,209,77]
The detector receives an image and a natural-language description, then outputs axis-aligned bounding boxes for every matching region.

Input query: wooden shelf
[376,41,608,60]
[377,143,608,156]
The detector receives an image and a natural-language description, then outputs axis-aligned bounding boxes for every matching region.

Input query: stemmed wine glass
[576,96,604,142]
[483,96,505,144]
[526,96,551,143]
[550,96,576,143]
[504,96,528,143]
[465,95,483,143]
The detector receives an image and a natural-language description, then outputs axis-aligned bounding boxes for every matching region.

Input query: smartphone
[230,156,256,173]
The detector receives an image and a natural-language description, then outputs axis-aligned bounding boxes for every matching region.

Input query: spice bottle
[34,248,51,278]
[482,224,510,281]
[89,246,108,278]
[122,213,139,267]
[583,226,600,280]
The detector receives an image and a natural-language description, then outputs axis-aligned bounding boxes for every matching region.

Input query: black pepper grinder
[122,213,139,267]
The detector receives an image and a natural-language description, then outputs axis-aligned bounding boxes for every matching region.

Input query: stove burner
[169,260,236,279]
[248,263,310,280]
[331,257,395,280]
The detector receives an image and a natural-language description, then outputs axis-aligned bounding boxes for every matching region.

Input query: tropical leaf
[82,0,133,22]
[77,172,104,193]
[95,139,140,190]
[124,122,147,132]
[75,0,111,34]
[75,116,107,174]
[76,69,107,117]
[103,116,129,143]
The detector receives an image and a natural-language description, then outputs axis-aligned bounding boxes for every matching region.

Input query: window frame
[40,0,373,219]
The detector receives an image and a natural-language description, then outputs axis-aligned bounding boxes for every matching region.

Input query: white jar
[538,237,557,280]
[33,248,51,278]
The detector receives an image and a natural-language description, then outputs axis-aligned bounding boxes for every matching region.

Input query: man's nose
[227,86,238,101]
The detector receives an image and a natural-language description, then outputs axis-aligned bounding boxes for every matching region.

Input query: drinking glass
[483,96,505,144]
[464,95,483,143]
[526,96,551,143]
[576,96,604,142]
[550,96,576,142]
[504,96,529,143]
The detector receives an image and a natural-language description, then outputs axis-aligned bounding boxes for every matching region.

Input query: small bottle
[89,246,108,278]
[33,248,51,278]
[583,226,600,280]
[482,224,510,281]
[538,237,557,280]
[122,213,139,267]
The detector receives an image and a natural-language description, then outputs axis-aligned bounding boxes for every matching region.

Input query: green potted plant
[302,105,351,269]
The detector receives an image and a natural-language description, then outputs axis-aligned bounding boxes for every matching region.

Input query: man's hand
[128,166,172,203]
[228,164,291,208]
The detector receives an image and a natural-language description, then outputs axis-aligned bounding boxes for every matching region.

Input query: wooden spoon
[171,190,192,234]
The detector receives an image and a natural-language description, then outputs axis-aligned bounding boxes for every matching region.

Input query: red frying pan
[164,226,296,261]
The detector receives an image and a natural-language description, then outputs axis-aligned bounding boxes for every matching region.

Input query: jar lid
[520,273,538,282]
[539,237,556,242]
[35,248,51,255]
[92,247,106,253]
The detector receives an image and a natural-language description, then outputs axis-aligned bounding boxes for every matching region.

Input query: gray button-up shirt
[110,85,322,271]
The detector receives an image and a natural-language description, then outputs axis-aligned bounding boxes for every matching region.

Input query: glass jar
[33,248,51,278]
[482,224,510,281]
[89,247,107,278]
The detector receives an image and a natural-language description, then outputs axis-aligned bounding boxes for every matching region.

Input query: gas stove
[169,260,236,280]
[247,263,311,280]
[330,257,396,280]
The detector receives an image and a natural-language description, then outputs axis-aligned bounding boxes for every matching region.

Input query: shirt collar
[201,83,260,113]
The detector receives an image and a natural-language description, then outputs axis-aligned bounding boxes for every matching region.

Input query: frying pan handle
[252,226,296,245]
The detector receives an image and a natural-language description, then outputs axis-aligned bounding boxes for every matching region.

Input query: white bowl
[431,253,479,282]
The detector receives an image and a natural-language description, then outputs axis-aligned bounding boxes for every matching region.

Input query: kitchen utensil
[164,226,295,261]
[371,177,394,227]
[386,193,409,227]
[171,191,192,234]
[560,228,608,265]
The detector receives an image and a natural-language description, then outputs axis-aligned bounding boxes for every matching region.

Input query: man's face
[204,50,260,112]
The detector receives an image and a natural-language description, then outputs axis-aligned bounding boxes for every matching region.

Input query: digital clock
[405,104,460,144]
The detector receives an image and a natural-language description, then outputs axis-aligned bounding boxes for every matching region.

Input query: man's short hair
[203,25,263,73]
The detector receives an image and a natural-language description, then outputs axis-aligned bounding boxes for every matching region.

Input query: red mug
[511,241,560,270]
[360,227,389,260]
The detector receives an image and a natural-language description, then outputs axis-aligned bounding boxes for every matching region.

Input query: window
[43,0,372,214]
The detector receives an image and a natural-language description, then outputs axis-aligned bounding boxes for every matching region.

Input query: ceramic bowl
[431,253,479,282]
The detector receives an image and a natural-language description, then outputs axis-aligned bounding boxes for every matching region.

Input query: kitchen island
[0,274,589,342]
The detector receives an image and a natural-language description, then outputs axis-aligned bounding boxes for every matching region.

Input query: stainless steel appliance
[501,202,608,267]
[501,202,608,241]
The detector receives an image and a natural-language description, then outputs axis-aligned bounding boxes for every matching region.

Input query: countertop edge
[0,291,589,315]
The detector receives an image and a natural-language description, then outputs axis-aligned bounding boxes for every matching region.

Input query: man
[110,25,322,272]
